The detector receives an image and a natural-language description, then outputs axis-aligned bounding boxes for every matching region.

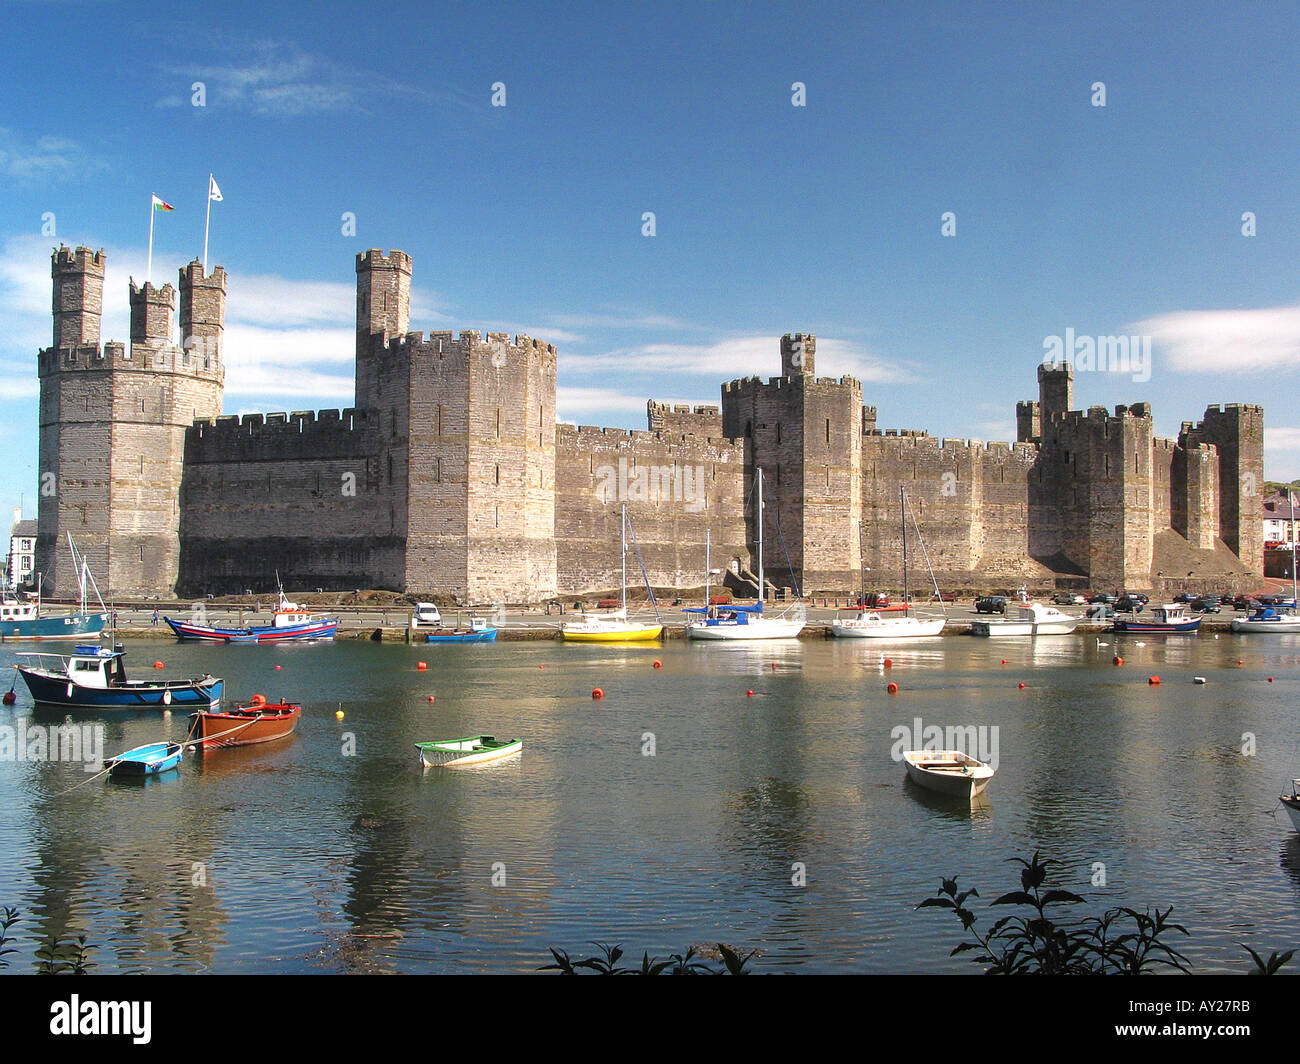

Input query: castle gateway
[36,246,1263,602]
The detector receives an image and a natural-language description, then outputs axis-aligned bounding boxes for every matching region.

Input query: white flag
[209,176,223,202]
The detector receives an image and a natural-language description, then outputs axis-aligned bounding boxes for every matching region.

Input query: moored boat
[104,741,183,777]
[14,644,222,710]
[562,505,664,642]
[0,536,107,642]
[1281,780,1300,832]
[187,696,301,749]
[902,749,995,799]
[833,487,948,639]
[1114,603,1202,634]
[415,735,522,767]
[425,617,499,643]
[1231,606,1300,633]
[971,602,1078,636]
[685,468,806,641]
[164,589,338,643]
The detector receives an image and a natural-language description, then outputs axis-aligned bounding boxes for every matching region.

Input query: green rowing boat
[415,735,522,767]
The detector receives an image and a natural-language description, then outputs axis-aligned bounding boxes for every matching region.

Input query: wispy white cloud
[0,128,98,182]
[562,335,913,383]
[558,386,711,422]
[1135,305,1300,374]
[160,42,355,116]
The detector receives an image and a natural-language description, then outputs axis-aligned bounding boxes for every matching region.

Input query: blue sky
[3,0,1300,526]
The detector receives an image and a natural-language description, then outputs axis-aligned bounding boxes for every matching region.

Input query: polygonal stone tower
[37,248,225,597]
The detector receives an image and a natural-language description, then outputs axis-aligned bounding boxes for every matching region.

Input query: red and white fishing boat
[165,588,338,643]
[186,695,301,749]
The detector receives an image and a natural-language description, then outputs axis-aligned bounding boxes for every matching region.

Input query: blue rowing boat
[424,618,498,643]
[104,742,183,777]
[14,644,222,710]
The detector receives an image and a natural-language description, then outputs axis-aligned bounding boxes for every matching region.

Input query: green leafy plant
[35,933,95,975]
[540,941,755,975]
[0,907,19,971]
[920,852,1292,975]
[918,852,1193,974]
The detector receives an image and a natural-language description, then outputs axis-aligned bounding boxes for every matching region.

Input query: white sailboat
[1233,490,1300,633]
[684,468,805,640]
[562,505,663,642]
[833,487,946,639]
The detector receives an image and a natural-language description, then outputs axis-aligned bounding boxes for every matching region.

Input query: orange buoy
[427,695,436,702]
[883,657,893,669]
[1001,660,1007,665]
[1237,660,1244,665]
[1148,676,1160,685]
[747,689,754,697]
[1268,677,1274,683]
[886,682,899,694]
[1018,682,1025,689]
[653,660,662,669]
[274,665,282,670]
[539,664,545,669]
[251,694,266,706]
[153,661,164,669]
[592,688,604,700]
[417,661,427,671]
[771,662,777,670]
[1112,655,1123,666]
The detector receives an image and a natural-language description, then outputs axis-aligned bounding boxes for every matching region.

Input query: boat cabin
[1151,604,1189,624]
[60,645,127,689]
[0,595,37,622]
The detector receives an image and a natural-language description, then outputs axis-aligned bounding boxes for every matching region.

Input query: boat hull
[424,628,499,643]
[0,612,107,642]
[1231,617,1300,633]
[562,625,663,642]
[416,735,522,767]
[831,617,945,638]
[17,668,222,710]
[165,617,338,642]
[188,702,301,749]
[685,616,806,640]
[903,751,994,799]
[106,742,183,776]
[1283,796,1300,833]
[1114,618,1201,633]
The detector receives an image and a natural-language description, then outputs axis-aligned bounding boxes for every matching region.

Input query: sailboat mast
[756,467,765,605]
[621,504,628,613]
[901,487,909,617]
[1291,488,1297,606]
[705,528,711,602]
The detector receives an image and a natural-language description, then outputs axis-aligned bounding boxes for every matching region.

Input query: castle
[35,245,1264,602]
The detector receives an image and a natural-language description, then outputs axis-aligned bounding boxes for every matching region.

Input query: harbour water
[1,632,1297,974]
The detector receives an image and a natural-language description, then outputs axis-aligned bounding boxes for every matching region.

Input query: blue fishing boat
[424,617,498,643]
[14,644,222,710]
[0,536,107,642]
[104,742,183,777]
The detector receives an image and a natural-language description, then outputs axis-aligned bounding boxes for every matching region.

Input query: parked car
[1172,592,1192,603]
[856,592,891,608]
[1190,597,1221,613]
[975,595,1007,614]
[410,602,442,627]
[1232,595,1256,611]
[1116,595,1145,614]
[1088,593,1116,605]
[1052,592,1085,605]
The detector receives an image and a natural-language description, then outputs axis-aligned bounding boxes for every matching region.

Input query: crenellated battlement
[355,248,413,272]
[377,329,558,359]
[186,407,375,463]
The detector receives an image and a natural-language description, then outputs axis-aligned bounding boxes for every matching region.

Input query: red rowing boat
[187,695,301,750]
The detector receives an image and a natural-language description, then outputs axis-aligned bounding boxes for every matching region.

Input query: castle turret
[129,280,176,347]
[179,260,227,366]
[355,249,412,409]
[38,249,224,598]
[1038,361,1074,420]
[781,333,815,377]
[51,245,105,350]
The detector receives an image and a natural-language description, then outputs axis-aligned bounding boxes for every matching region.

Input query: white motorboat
[902,750,995,799]
[833,487,948,639]
[685,468,805,641]
[1236,491,1299,633]
[970,602,1079,636]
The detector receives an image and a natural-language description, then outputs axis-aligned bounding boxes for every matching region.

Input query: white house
[8,510,36,591]
[1263,489,1298,546]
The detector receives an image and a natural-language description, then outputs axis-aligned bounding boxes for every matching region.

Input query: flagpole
[203,173,213,272]
[147,194,155,285]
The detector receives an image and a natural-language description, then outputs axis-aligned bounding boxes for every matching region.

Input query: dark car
[1190,597,1221,613]
[1172,592,1192,603]
[1088,593,1116,605]
[1116,595,1145,613]
[1232,595,1256,611]
[856,592,891,608]
[975,595,1007,614]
